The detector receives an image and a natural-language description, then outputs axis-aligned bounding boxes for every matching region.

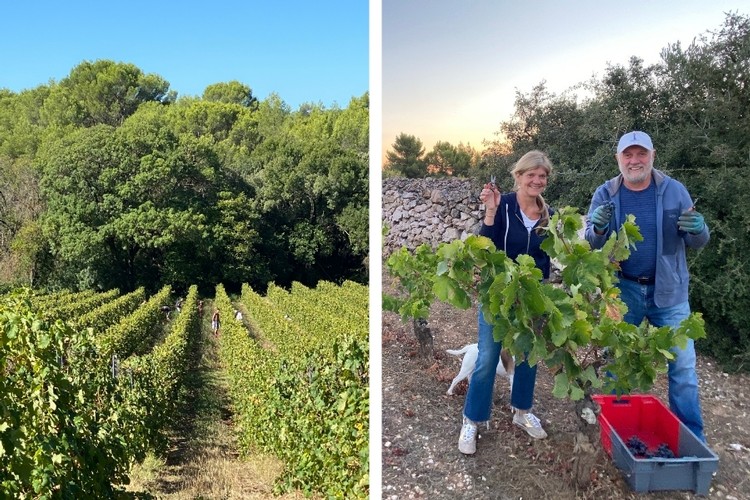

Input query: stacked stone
[382,177,484,255]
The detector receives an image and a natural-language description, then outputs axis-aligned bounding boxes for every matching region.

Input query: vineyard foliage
[72,286,146,332]
[121,285,201,453]
[0,285,198,497]
[30,289,94,309]
[44,288,119,321]
[96,285,171,358]
[216,281,368,498]
[3,278,366,497]
[294,280,369,326]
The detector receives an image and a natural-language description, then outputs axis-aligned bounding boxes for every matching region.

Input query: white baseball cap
[617,131,654,153]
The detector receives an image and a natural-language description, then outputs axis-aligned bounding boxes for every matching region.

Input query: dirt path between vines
[382,271,750,500]
[127,299,305,499]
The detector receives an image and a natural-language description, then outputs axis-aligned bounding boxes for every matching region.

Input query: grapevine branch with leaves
[384,206,706,403]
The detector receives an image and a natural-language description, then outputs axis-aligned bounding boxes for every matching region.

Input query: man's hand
[678,210,705,234]
[591,201,615,231]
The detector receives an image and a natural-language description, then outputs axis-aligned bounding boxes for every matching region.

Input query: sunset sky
[382,0,748,163]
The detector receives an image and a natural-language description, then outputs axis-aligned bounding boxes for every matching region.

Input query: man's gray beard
[621,163,653,185]
[626,171,648,184]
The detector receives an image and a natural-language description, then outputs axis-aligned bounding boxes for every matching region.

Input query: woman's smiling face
[515,166,548,198]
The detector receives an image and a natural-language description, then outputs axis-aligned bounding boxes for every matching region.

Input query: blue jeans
[619,278,705,441]
[464,308,537,422]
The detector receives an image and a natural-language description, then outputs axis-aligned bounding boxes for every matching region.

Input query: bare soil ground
[382,272,750,500]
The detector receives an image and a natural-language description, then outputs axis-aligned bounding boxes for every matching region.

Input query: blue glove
[678,210,705,234]
[591,201,614,231]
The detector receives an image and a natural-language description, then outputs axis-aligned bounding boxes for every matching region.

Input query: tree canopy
[385,133,427,178]
[0,60,368,295]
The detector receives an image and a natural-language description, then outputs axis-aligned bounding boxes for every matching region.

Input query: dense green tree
[651,13,750,368]
[168,99,248,142]
[210,190,269,286]
[255,93,292,143]
[385,133,427,177]
[1,60,368,294]
[336,202,368,257]
[36,125,118,289]
[245,98,369,286]
[424,140,476,177]
[9,220,47,285]
[38,106,218,292]
[333,94,370,153]
[0,87,51,159]
[202,80,258,108]
[41,60,174,128]
[331,95,370,260]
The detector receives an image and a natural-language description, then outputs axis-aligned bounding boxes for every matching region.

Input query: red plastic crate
[592,394,719,495]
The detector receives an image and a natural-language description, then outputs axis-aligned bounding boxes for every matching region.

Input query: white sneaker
[458,416,478,454]
[513,410,547,439]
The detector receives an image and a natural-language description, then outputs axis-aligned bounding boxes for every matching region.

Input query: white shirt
[520,209,539,233]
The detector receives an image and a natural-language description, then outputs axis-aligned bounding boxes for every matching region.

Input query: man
[585,131,709,442]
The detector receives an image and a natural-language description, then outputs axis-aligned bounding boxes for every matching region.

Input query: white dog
[445,343,515,395]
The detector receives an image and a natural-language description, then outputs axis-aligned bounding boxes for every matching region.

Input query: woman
[212,309,220,336]
[459,150,553,455]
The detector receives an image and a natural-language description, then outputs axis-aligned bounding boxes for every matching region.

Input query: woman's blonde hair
[511,150,553,228]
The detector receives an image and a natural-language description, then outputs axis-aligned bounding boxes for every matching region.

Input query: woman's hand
[480,183,501,214]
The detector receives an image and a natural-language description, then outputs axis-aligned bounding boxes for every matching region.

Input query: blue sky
[1,0,368,109]
[382,0,750,160]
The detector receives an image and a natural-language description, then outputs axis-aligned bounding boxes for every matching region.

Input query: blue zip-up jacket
[584,168,709,307]
[479,192,552,279]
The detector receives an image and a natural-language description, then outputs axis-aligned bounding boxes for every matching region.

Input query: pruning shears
[490,175,496,189]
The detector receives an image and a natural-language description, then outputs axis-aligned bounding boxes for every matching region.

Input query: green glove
[678,210,705,234]
[591,201,615,231]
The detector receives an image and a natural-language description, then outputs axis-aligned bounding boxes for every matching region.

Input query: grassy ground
[127,299,307,499]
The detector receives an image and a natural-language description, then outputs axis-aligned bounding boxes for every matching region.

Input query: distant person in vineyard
[458,150,553,455]
[585,130,709,442]
[212,308,220,336]
[160,304,171,320]
[234,309,243,321]
[198,300,204,316]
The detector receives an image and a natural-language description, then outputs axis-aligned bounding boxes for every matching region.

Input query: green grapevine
[73,287,146,332]
[97,285,171,358]
[385,207,707,400]
[217,282,368,498]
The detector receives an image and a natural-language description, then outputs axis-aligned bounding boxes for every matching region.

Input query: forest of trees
[0,60,369,296]
[384,13,750,369]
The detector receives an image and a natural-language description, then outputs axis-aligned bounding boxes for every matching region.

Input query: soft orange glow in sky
[382,0,748,165]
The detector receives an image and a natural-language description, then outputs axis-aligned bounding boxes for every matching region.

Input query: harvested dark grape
[653,443,676,459]
[626,436,649,457]
[625,436,676,459]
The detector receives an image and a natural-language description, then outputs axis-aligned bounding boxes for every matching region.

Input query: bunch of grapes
[601,201,616,219]
[625,436,676,459]
[652,443,676,458]
[626,436,649,457]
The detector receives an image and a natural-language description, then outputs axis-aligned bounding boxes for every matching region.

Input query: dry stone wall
[382,177,484,255]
